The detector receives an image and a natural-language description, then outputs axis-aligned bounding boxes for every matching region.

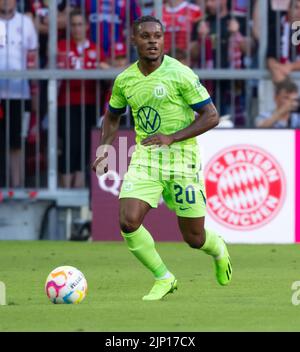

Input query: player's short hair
[275,79,298,95]
[133,15,164,34]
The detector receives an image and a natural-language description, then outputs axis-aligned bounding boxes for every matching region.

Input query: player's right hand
[92,145,109,176]
[92,152,108,176]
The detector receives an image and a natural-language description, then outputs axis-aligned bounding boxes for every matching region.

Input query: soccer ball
[45,266,88,304]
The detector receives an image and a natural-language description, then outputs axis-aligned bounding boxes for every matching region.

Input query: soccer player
[92,16,232,301]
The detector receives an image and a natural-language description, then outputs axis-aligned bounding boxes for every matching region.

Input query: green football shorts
[119,164,207,218]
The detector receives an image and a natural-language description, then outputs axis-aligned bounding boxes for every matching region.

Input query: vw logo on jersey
[153,84,167,99]
[137,106,161,134]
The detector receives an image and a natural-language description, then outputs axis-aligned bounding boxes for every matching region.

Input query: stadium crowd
[0,0,300,188]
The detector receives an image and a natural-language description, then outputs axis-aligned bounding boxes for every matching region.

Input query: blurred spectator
[190,19,214,69]
[0,0,38,187]
[100,44,131,128]
[57,10,99,188]
[167,47,188,65]
[112,43,129,68]
[196,0,250,68]
[252,0,289,43]
[71,0,141,65]
[161,0,202,56]
[255,78,300,128]
[24,0,70,68]
[264,0,300,82]
[189,21,214,95]
[229,0,249,18]
[23,0,71,142]
[191,0,252,125]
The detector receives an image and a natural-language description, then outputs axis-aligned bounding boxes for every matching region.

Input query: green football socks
[121,225,168,279]
[201,228,224,257]
[201,228,232,286]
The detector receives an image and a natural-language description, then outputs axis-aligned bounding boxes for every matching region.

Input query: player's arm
[141,102,219,146]
[92,75,127,174]
[92,109,122,174]
[171,102,219,142]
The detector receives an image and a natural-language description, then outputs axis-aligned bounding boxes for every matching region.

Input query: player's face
[71,15,87,42]
[0,0,16,14]
[133,22,164,62]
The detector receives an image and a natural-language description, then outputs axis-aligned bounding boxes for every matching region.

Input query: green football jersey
[109,55,211,177]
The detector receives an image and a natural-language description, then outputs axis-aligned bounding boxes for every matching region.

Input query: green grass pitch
[0,241,299,331]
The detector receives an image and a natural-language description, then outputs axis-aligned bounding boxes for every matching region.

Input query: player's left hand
[141,133,174,147]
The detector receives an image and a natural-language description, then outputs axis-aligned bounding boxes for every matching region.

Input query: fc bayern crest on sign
[204,145,286,231]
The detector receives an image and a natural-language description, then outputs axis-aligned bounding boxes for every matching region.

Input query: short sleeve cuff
[189,98,212,111]
[108,104,127,115]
